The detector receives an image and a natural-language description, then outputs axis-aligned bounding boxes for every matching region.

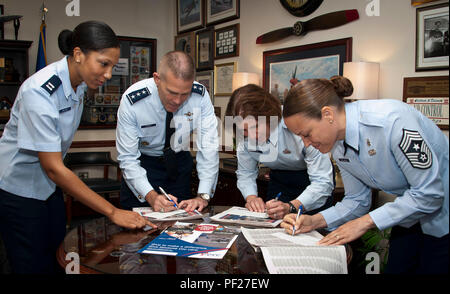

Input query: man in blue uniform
[116,51,219,213]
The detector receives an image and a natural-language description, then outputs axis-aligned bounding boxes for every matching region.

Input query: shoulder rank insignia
[127,87,150,105]
[41,75,62,95]
[191,83,205,96]
[399,129,432,169]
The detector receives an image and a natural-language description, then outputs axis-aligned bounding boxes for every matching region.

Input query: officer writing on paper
[280,76,448,274]
[0,21,154,274]
[116,51,219,213]
[225,84,334,219]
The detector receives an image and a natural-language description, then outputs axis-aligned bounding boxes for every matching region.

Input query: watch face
[279,0,323,17]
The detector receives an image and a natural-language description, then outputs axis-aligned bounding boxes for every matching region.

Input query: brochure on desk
[138,222,240,259]
[133,207,205,221]
[210,206,283,228]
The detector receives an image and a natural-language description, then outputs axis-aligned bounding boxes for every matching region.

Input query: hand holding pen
[292,204,303,236]
[158,187,179,212]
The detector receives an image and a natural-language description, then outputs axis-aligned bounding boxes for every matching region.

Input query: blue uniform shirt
[0,57,86,200]
[236,118,334,211]
[321,100,449,238]
[116,78,219,202]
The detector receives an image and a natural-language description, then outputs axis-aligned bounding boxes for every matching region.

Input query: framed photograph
[263,37,352,104]
[196,28,214,71]
[403,76,449,130]
[80,36,156,129]
[214,61,237,96]
[214,24,239,60]
[415,3,449,71]
[177,0,204,34]
[206,0,240,26]
[175,31,196,65]
[196,70,214,104]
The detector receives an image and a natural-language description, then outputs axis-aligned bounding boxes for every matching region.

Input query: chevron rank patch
[127,87,150,105]
[191,83,205,96]
[399,129,432,169]
[41,75,62,95]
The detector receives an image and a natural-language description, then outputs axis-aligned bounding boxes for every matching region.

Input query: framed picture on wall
[0,5,4,40]
[175,31,196,65]
[214,24,240,60]
[80,36,156,129]
[196,70,214,103]
[177,0,204,34]
[415,3,449,71]
[214,61,237,96]
[403,76,449,130]
[263,37,352,104]
[206,0,240,26]
[196,28,214,71]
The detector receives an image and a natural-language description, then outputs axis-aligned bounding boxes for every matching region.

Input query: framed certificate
[214,62,237,96]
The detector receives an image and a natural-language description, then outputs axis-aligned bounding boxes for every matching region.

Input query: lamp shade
[343,62,380,100]
[232,72,260,92]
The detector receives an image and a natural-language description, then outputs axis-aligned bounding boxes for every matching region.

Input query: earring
[76,60,80,63]
[329,120,334,124]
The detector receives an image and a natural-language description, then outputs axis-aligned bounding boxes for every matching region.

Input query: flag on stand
[36,20,47,72]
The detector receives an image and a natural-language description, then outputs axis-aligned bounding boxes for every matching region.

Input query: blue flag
[36,21,47,72]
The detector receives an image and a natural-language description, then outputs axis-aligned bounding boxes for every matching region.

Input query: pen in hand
[292,204,303,236]
[159,186,178,209]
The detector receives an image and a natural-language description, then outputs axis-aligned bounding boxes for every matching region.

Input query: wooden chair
[63,152,122,227]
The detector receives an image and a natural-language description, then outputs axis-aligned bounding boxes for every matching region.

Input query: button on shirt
[236,119,334,211]
[321,100,449,237]
[0,57,86,200]
[116,78,219,202]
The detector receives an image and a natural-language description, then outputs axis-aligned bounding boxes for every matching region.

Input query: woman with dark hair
[0,21,155,274]
[281,76,448,274]
[225,84,334,220]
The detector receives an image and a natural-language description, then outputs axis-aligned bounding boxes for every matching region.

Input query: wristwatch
[288,202,298,213]
[198,193,210,203]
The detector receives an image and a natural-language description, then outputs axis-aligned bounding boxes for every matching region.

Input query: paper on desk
[133,207,204,221]
[210,206,282,227]
[241,228,347,274]
[261,246,348,274]
[241,228,323,250]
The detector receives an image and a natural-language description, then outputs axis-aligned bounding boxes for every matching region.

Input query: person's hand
[265,199,289,219]
[108,208,157,230]
[318,214,375,246]
[179,197,208,212]
[110,229,156,246]
[280,213,316,235]
[146,191,178,213]
[245,195,265,212]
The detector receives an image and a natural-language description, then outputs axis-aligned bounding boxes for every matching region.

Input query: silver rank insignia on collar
[368,149,376,156]
[367,139,371,146]
[283,149,291,154]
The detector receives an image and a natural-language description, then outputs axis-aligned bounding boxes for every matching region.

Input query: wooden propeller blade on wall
[256,10,359,44]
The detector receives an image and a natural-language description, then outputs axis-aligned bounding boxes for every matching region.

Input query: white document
[261,246,348,274]
[210,206,282,228]
[133,207,204,221]
[241,227,348,274]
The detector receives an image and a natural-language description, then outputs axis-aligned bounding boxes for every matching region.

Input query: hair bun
[58,29,74,55]
[330,76,353,98]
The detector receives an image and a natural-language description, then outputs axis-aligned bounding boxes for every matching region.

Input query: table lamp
[343,61,380,101]
[232,72,260,92]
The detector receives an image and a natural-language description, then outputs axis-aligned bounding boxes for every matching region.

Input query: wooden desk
[57,206,352,274]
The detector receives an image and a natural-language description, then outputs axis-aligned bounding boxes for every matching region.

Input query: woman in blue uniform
[225,84,334,219]
[0,21,154,274]
[281,76,448,274]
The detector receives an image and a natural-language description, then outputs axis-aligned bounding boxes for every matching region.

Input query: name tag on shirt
[141,123,156,128]
[59,107,71,114]
[338,158,350,162]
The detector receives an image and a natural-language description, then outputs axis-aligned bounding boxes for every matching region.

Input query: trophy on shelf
[0,14,23,40]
